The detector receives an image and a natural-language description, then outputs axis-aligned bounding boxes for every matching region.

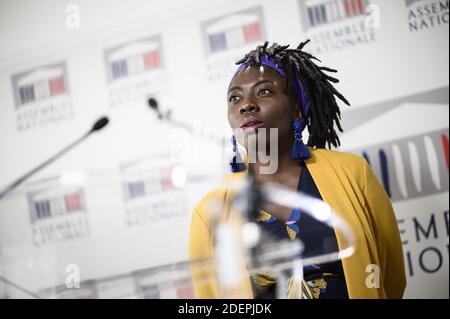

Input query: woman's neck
[249,150,303,222]
[250,149,303,186]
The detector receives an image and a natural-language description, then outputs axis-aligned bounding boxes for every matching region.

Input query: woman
[189,41,406,299]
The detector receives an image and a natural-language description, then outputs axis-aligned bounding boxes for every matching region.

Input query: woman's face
[227,65,299,150]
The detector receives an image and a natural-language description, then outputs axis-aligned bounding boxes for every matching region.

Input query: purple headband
[236,55,311,125]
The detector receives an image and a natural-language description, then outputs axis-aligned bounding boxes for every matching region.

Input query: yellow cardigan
[188,148,406,299]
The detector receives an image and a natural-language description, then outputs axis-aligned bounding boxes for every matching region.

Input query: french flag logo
[304,0,369,28]
[16,67,67,106]
[138,278,195,299]
[109,41,161,80]
[122,162,179,202]
[29,187,85,223]
[206,13,263,54]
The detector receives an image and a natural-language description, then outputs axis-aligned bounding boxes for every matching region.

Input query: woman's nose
[239,103,260,114]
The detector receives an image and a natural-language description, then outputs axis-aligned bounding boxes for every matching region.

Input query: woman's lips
[239,116,264,132]
[240,122,264,132]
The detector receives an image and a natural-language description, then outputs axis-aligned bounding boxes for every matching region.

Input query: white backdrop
[0,0,448,298]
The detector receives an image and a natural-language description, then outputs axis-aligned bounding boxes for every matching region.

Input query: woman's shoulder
[308,147,370,187]
[309,147,368,169]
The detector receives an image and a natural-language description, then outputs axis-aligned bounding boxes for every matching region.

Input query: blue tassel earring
[291,119,311,160]
[230,135,246,173]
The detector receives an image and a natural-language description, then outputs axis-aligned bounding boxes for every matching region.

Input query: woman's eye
[258,89,271,96]
[229,96,241,103]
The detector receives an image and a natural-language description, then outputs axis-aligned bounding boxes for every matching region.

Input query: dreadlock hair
[235,40,350,149]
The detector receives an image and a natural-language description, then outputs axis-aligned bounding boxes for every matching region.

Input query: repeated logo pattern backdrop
[120,160,187,227]
[406,0,449,31]
[26,180,89,247]
[104,35,168,109]
[201,6,266,83]
[11,62,73,131]
[297,0,376,54]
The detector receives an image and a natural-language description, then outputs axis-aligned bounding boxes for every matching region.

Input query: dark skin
[227,65,305,222]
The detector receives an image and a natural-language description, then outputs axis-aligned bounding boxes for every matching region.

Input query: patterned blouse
[251,161,349,299]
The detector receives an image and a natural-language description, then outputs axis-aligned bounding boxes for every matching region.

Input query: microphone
[89,116,109,133]
[0,116,109,200]
[148,97,158,110]
[147,97,171,120]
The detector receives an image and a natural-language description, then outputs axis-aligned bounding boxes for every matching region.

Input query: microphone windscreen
[91,116,109,132]
[148,98,158,110]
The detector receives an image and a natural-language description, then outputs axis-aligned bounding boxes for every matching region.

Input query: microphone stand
[0,117,109,200]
